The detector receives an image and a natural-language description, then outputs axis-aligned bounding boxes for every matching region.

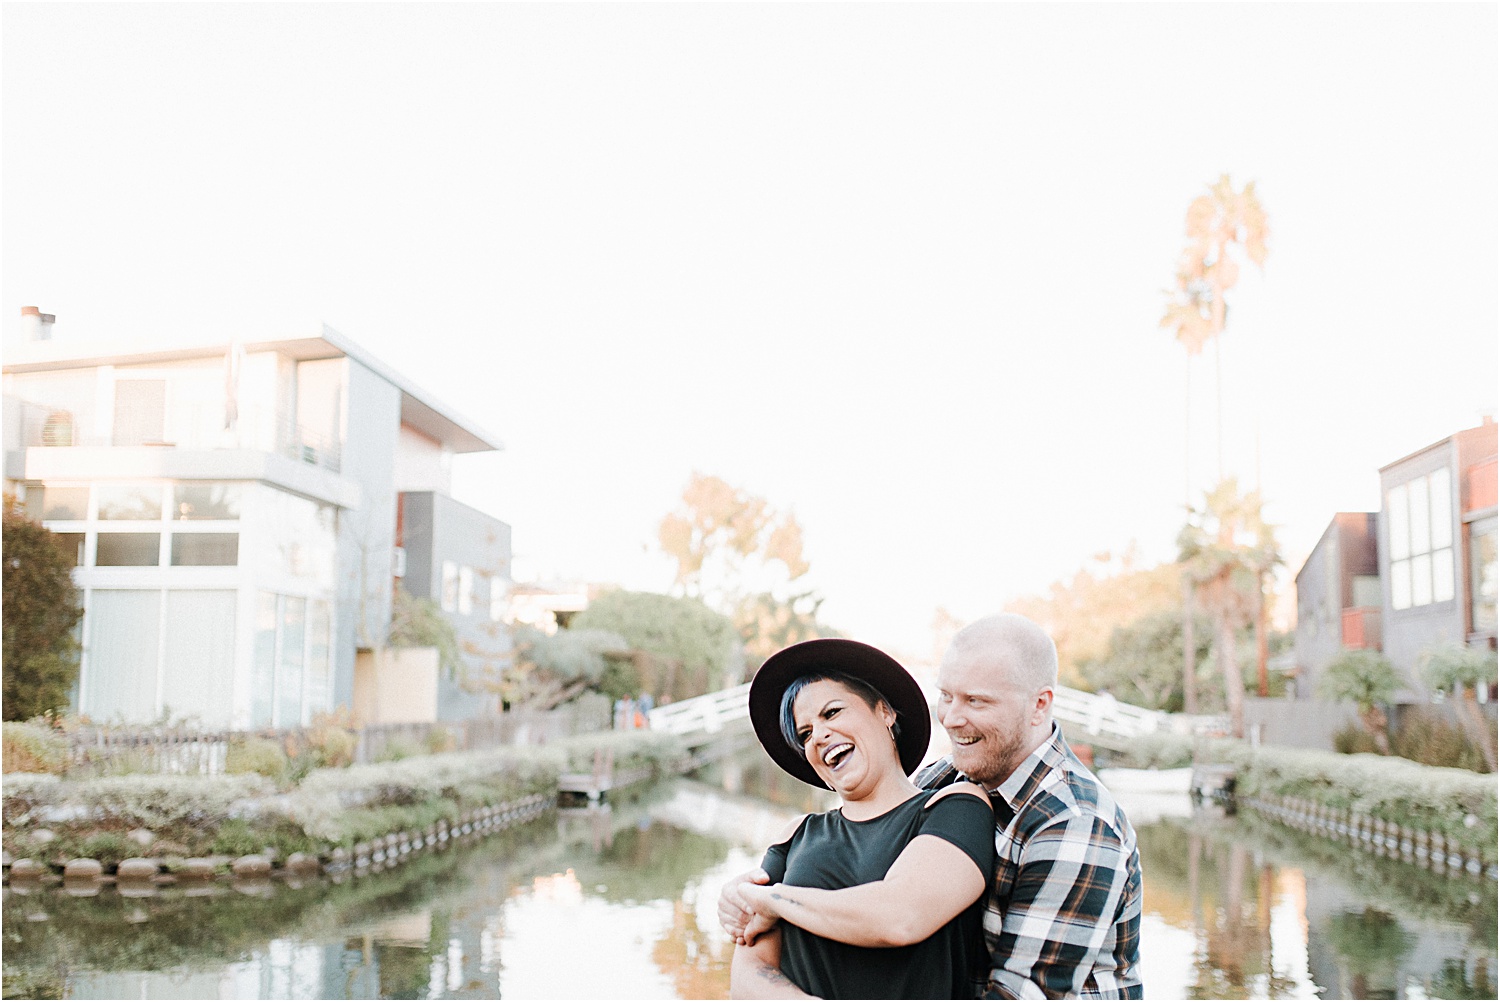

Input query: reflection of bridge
[651,680,1208,750]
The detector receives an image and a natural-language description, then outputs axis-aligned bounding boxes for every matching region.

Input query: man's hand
[718,867,771,943]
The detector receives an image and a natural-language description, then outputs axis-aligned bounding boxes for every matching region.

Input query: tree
[1160,175,1270,710]
[1419,644,1498,772]
[507,625,631,709]
[658,473,836,670]
[3,495,85,720]
[571,590,742,702]
[388,586,462,677]
[1178,478,1281,737]
[1004,548,1183,688]
[1079,609,1217,713]
[1318,650,1401,755]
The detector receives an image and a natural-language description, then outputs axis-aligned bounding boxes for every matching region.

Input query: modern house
[1291,418,1498,699]
[2,308,510,729]
[1377,419,1498,686]
[1292,512,1380,698]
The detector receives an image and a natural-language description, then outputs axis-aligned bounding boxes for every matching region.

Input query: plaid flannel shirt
[915,723,1143,1000]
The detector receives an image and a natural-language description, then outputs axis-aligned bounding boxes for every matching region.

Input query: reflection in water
[2,751,1495,1000]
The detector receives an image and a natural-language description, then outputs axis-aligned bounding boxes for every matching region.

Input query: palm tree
[1178,478,1281,738]
[1318,650,1401,755]
[1161,175,1270,712]
[1419,645,1498,772]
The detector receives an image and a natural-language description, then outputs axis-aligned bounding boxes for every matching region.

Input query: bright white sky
[4,4,1496,661]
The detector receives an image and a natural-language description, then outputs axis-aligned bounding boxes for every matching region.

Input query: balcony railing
[9,402,341,473]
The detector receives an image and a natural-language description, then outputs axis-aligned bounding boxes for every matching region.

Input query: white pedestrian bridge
[650,680,1202,748]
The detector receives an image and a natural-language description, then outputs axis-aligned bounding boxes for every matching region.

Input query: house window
[29,484,90,521]
[1388,468,1455,610]
[173,482,242,520]
[170,533,239,566]
[1473,516,1498,634]
[459,566,474,615]
[96,533,161,566]
[97,483,164,521]
[51,532,85,566]
[442,561,459,612]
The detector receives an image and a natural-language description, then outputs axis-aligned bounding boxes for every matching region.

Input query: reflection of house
[1292,418,1498,699]
[2,308,507,728]
[1293,513,1381,697]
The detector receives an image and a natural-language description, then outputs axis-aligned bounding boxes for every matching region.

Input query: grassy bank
[2,730,686,871]
[1204,740,1497,864]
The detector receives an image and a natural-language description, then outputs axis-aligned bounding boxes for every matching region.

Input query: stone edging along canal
[1243,793,1498,881]
[2,792,557,893]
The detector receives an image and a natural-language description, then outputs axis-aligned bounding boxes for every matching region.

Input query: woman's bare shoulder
[925,781,989,806]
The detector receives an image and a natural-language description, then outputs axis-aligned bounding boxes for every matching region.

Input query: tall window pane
[459,566,474,615]
[1432,548,1455,604]
[306,601,332,717]
[1391,561,1412,611]
[1411,553,1433,607]
[1409,476,1431,556]
[86,590,160,722]
[162,591,236,728]
[1387,485,1410,560]
[253,593,278,728]
[1430,469,1453,548]
[98,483,163,520]
[442,561,458,612]
[96,533,161,566]
[1473,518,1498,633]
[174,483,242,520]
[278,597,306,727]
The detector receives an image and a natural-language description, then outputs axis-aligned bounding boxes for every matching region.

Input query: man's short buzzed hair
[946,613,1059,693]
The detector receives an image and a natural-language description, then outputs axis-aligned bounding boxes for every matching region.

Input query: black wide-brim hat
[749,638,932,790]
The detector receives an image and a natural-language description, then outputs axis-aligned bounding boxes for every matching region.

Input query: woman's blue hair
[779,670,901,755]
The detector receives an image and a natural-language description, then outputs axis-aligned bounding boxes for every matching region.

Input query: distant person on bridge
[728,638,996,999]
[722,614,1144,999]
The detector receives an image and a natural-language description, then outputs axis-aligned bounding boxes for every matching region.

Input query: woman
[729,638,995,1000]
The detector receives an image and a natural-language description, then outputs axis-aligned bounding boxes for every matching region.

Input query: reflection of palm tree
[1161,176,1270,712]
[1179,479,1280,738]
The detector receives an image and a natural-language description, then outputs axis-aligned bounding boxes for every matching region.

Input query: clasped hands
[718,867,786,946]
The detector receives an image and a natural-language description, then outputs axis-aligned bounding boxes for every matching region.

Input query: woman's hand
[739,883,785,945]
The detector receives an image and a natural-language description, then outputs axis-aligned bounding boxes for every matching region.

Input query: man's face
[935,652,1045,787]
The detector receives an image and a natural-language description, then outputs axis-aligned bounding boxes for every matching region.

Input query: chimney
[21,306,55,341]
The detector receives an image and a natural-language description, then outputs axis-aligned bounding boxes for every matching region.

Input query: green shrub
[1333,723,1383,756]
[375,739,421,763]
[424,727,457,756]
[1206,739,1497,862]
[75,831,131,869]
[1392,713,1489,772]
[1110,731,1194,770]
[2,720,69,775]
[226,737,287,779]
[209,818,264,857]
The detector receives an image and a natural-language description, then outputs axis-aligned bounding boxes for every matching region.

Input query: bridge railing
[649,683,752,736]
[1051,686,1167,739]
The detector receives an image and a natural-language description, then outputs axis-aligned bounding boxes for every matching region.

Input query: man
[719,613,1143,999]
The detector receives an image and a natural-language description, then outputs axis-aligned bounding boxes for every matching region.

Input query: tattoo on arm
[753,958,797,989]
[768,892,804,909]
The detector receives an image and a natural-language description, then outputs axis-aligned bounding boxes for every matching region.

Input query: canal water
[3,749,1495,1000]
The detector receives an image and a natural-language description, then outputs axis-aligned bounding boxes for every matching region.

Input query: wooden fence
[62,701,612,778]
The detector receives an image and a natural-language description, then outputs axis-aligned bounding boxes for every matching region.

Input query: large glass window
[161,591,236,727]
[278,598,307,727]
[306,600,332,718]
[170,533,239,566]
[86,590,161,722]
[442,561,459,612]
[97,483,163,521]
[52,532,85,566]
[1473,516,1498,634]
[173,483,242,520]
[29,485,90,521]
[1388,468,1455,610]
[253,593,278,728]
[96,533,161,566]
